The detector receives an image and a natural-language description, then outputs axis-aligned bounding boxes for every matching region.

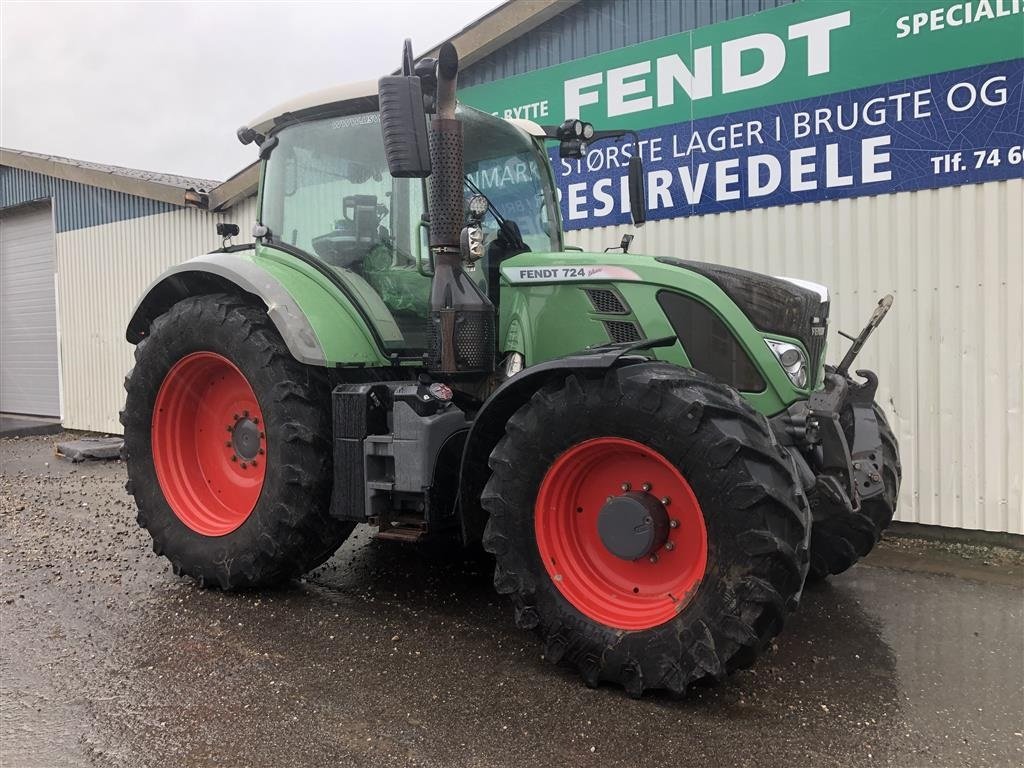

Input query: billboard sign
[460,1,1024,229]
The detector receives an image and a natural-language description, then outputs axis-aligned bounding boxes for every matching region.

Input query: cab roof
[245,79,379,136]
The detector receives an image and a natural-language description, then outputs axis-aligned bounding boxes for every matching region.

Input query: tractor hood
[498,249,831,414]
[653,257,830,376]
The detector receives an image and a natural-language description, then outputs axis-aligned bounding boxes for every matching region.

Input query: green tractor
[121,42,900,696]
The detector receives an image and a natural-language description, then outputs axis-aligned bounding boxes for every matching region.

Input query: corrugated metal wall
[55,197,257,434]
[50,175,1022,533]
[461,0,794,87]
[566,179,1024,534]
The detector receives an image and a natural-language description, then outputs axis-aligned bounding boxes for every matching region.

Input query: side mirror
[378,40,431,178]
[628,155,647,226]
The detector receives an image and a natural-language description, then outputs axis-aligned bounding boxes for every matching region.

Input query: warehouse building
[1,0,1020,537]
[0,148,256,432]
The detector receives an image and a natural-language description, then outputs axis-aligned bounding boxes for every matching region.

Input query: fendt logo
[501,266,642,284]
[564,11,850,120]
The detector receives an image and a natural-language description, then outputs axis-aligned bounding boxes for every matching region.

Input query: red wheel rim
[535,437,707,631]
[151,352,266,536]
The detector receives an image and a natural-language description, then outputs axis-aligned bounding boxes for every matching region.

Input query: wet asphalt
[1,433,1022,768]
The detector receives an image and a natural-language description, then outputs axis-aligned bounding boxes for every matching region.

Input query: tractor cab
[248,87,562,355]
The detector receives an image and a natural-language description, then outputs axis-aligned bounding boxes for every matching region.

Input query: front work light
[467,194,489,221]
[461,225,485,264]
[765,339,808,388]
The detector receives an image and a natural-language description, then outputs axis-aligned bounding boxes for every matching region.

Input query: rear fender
[126,250,382,367]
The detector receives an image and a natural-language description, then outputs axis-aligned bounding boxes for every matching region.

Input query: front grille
[805,302,829,378]
[585,288,629,314]
[604,320,642,344]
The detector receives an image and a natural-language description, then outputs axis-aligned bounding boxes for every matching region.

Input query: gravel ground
[2,432,1022,768]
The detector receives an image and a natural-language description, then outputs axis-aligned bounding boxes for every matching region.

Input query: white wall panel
[567,179,1023,534]
[55,201,257,435]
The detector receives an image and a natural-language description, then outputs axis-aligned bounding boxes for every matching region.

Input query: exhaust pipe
[427,43,463,253]
[425,43,495,376]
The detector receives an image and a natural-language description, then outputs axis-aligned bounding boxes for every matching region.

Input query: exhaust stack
[425,43,495,376]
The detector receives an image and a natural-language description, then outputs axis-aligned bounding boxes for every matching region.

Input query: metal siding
[460,0,795,86]
[0,203,61,416]
[565,179,1023,534]
[0,166,176,232]
[55,197,258,435]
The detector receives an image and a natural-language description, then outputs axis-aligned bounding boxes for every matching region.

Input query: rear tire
[121,293,353,588]
[481,363,810,697]
[808,402,901,579]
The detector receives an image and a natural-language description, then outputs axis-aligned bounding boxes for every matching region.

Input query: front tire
[121,293,353,588]
[481,363,810,697]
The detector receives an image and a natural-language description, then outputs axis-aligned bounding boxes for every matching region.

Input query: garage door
[0,203,60,416]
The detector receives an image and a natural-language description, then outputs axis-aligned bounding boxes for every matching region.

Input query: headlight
[765,339,808,388]
[503,351,524,379]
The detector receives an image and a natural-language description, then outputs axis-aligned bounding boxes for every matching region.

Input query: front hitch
[807,373,859,511]
[804,295,894,513]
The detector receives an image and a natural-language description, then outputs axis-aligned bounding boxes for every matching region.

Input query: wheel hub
[597,491,668,560]
[230,415,261,462]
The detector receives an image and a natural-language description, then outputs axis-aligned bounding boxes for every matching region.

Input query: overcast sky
[1,0,502,182]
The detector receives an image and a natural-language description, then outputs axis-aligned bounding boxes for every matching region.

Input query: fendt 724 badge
[121,40,900,697]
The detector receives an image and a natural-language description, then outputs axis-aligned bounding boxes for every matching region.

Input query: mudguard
[126,249,383,367]
[457,338,674,544]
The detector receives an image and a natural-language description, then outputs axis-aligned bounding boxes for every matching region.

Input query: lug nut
[660,497,671,506]
[664,541,675,551]
[253,417,259,425]
[670,519,679,529]
[230,455,237,462]
[606,495,614,503]
[621,482,631,492]
[258,448,265,455]
[233,413,239,420]
[251,460,258,467]
[226,426,233,433]
[225,441,232,448]
[243,410,249,418]
[641,482,652,492]
[240,462,247,469]
[649,554,658,564]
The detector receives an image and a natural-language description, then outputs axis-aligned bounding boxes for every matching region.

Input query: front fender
[457,340,672,544]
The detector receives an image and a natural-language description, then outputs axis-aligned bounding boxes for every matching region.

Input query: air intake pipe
[425,43,495,376]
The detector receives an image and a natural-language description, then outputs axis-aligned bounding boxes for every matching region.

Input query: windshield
[460,108,561,254]
[260,106,560,352]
